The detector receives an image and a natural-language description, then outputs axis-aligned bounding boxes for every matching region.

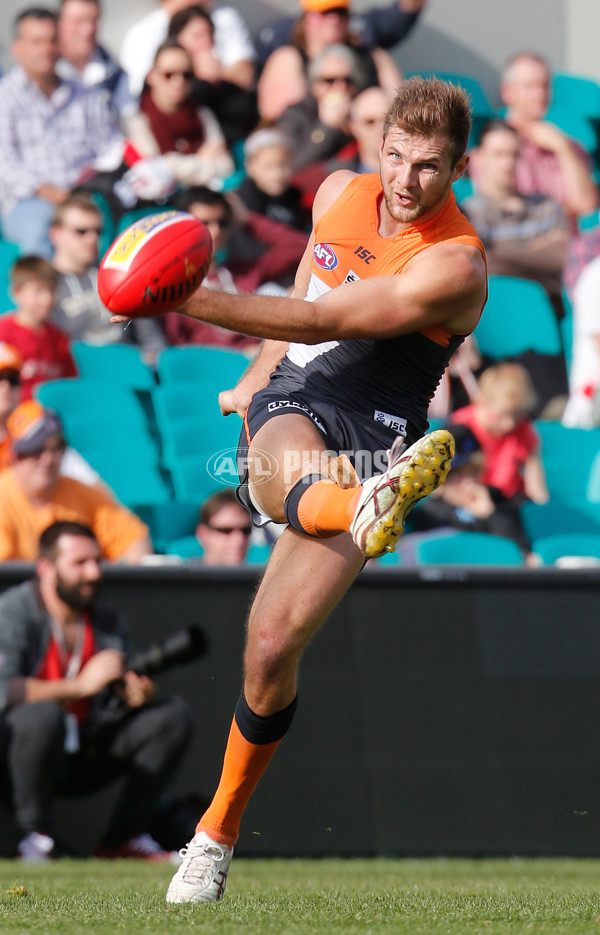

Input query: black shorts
[236,386,421,526]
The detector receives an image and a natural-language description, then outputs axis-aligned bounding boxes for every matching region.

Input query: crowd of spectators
[2,0,600,863]
[0,0,599,572]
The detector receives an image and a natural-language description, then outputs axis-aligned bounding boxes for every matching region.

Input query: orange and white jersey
[273,173,485,437]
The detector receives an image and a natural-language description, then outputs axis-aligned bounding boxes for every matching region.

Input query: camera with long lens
[127,625,208,677]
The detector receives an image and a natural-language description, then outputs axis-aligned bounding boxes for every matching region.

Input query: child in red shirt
[0,256,76,400]
[452,362,549,504]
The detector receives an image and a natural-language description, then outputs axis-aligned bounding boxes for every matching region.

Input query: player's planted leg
[166,530,364,904]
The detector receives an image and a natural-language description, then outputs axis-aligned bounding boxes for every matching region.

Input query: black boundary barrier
[1,562,600,858]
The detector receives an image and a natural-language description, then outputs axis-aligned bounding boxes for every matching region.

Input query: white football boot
[166,831,233,904]
[350,429,455,558]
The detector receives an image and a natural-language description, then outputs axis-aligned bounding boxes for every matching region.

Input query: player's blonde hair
[383,76,472,166]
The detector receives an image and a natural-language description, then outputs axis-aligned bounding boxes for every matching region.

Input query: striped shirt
[0,66,123,215]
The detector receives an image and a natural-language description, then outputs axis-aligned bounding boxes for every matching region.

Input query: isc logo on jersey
[313,243,338,271]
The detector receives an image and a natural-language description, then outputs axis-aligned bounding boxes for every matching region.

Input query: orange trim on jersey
[419,323,453,347]
[243,407,251,445]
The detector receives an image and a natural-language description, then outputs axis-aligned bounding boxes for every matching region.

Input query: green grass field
[1,857,600,934]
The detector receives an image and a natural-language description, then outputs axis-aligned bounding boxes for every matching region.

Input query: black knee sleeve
[234,691,298,745]
[284,473,327,533]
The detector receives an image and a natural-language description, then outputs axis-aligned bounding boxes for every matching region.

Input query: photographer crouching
[0,520,197,862]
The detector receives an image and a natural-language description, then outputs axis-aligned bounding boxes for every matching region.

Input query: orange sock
[296,479,361,537]
[196,721,282,847]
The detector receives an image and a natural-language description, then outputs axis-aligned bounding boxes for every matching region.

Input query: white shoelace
[179,839,229,885]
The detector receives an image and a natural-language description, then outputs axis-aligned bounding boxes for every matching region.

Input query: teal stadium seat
[535,422,600,503]
[452,176,474,204]
[157,345,248,387]
[532,533,600,565]
[152,383,243,471]
[473,276,563,358]
[64,420,160,465]
[545,108,597,155]
[0,239,19,313]
[552,73,600,121]
[35,378,150,437]
[71,342,156,391]
[535,421,600,461]
[373,550,402,566]
[584,454,600,503]
[577,210,600,233]
[157,414,241,472]
[170,454,229,501]
[80,450,172,508]
[135,501,201,552]
[520,499,600,542]
[559,294,573,375]
[246,542,272,564]
[413,531,524,565]
[165,535,203,559]
[116,206,167,235]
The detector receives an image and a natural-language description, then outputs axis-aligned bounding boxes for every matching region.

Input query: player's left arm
[181,241,486,343]
[313,242,486,339]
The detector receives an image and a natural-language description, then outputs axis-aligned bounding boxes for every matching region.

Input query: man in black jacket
[0,520,193,861]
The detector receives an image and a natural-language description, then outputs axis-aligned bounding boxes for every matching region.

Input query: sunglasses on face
[206,524,252,536]
[317,75,355,87]
[160,70,194,81]
[27,440,67,459]
[198,217,230,229]
[0,371,20,387]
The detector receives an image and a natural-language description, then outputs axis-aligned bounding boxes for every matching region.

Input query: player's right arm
[219,171,357,417]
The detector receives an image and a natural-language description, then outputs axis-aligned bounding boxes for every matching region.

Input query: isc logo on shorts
[313,243,338,271]
[374,410,407,435]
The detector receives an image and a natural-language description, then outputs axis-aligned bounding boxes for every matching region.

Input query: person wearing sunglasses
[293,85,391,206]
[257,0,402,124]
[195,489,254,566]
[48,192,168,366]
[0,400,152,564]
[274,44,365,172]
[125,40,233,190]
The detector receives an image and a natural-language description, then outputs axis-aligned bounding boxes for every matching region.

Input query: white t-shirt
[120,7,256,97]
[562,255,600,427]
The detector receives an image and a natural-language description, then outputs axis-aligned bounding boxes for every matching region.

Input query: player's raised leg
[242,413,455,560]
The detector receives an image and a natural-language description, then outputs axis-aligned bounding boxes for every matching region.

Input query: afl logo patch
[313,243,338,270]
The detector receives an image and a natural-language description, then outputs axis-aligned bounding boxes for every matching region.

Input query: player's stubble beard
[382,175,453,225]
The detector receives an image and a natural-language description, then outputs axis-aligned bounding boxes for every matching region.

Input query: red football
[98,211,213,317]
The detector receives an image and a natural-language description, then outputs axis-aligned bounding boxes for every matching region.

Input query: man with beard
[131,77,488,904]
[0,521,193,861]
